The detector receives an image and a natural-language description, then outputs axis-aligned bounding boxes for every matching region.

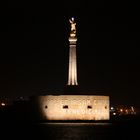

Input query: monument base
[34,95,110,121]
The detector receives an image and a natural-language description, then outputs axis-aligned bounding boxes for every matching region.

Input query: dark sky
[1,1,140,106]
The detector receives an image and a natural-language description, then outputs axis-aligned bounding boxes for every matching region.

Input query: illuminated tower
[35,17,110,121]
[67,17,78,85]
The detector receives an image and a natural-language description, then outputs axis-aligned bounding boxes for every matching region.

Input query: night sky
[1,1,140,106]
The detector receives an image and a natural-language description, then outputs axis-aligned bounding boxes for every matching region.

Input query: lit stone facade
[37,95,110,120]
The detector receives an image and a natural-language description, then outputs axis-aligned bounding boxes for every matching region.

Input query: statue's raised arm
[69,17,76,37]
[69,17,76,31]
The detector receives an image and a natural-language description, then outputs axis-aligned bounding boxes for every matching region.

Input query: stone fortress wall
[37,95,110,120]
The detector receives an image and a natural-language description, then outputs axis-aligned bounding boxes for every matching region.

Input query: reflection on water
[2,122,139,140]
[35,122,118,140]
[43,122,112,126]
[35,122,138,140]
[38,123,111,140]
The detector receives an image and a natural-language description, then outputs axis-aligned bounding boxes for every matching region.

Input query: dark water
[1,121,139,140]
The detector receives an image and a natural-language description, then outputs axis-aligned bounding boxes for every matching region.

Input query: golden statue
[69,17,76,37]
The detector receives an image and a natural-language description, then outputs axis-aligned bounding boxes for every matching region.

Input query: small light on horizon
[1,102,6,106]
[110,107,114,110]
[113,112,116,115]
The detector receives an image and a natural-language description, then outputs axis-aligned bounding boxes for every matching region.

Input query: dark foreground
[1,118,140,140]
[0,105,140,140]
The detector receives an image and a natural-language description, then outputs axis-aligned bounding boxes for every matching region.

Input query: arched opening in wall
[63,105,68,109]
[105,105,107,109]
[87,105,92,109]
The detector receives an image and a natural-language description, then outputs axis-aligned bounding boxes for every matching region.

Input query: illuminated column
[67,17,78,85]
